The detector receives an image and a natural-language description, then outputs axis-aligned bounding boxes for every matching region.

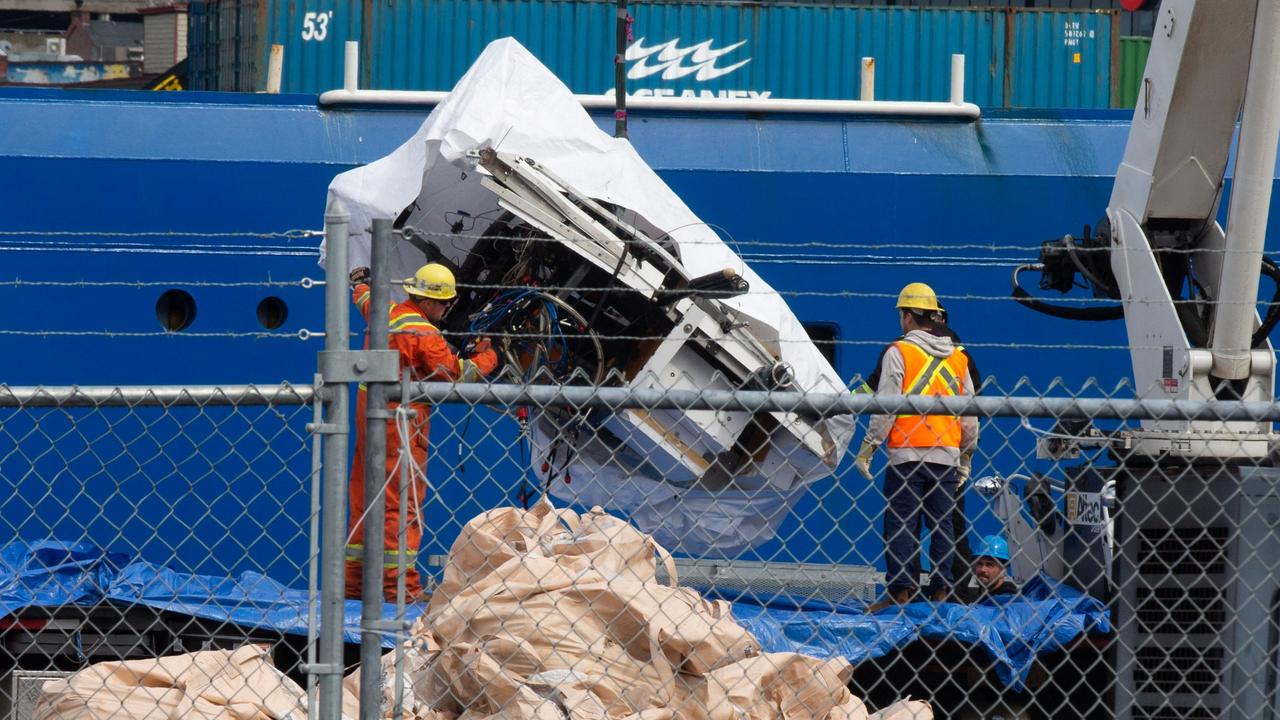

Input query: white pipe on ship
[318,42,981,119]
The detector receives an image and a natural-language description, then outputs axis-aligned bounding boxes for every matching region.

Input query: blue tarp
[1,541,1108,687]
[0,541,423,647]
[718,575,1112,691]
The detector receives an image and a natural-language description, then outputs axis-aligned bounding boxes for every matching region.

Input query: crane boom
[1021,0,1280,458]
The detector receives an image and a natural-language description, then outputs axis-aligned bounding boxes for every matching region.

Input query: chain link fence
[395,380,1278,720]
[6,375,1276,720]
[315,214,1279,720]
[2,220,1278,720]
[0,383,321,716]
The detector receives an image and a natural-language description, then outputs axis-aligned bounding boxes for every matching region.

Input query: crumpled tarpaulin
[0,540,1106,687]
[0,540,423,646]
[719,574,1112,691]
[324,37,855,556]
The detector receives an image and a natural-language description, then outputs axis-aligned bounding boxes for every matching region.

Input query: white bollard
[343,41,359,92]
[860,57,875,102]
[266,43,283,94]
[950,54,965,104]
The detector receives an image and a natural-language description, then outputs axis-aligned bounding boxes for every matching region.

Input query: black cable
[1011,265,1125,321]
[1064,235,1118,297]
[1252,256,1280,347]
[586,242,629,330]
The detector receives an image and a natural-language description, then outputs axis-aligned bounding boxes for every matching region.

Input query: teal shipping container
[189,1,1118,109]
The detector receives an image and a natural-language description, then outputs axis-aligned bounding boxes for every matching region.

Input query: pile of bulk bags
[401,502,928,720]
[35,502,930,720]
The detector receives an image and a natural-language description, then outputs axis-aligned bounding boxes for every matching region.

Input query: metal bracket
[305,422,346,436]
[318,350,399,384]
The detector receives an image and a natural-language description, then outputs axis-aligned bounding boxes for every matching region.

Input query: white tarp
[323,38,853,553]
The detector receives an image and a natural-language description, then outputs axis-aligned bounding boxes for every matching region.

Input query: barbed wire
[0,324,1177,351]
[0,279,315,288]
[0,230,324,257]
[0,272,1270,307]
[0,245,320,257]
[385,226,1280,255]
[9,227,1280,256]
[422,281,1276,306]
[0,330,305,338]
[742,255,1031,267]
[0,230,324,239]
[414,329,1167,351]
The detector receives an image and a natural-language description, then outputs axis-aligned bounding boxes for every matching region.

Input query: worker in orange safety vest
[857,282,979,611]
[345,262,499,602]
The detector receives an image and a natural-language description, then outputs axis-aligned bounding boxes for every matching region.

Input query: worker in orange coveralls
[345,262,499,602]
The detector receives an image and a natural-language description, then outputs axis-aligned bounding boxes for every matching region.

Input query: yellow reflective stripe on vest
[898,343,964,398]
[390,315,436,333]
[913,358,962,397]
[935,363,964,396]
[898,343,932,396]
[345,544,419,566]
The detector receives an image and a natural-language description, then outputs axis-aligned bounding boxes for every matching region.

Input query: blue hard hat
[974,534,1010,562]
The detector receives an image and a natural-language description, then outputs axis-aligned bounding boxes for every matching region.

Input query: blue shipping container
[841,0,1154,38]
[189,1,1117,109]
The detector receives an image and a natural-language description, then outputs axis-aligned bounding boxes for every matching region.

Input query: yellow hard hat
[896,282,940,312]
[403,263,457,300]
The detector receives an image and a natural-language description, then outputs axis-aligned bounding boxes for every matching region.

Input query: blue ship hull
[1,88,1273,583]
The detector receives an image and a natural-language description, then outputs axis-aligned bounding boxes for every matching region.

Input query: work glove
[855,441,877,481]
[956,450,973,487]
[464,337,492,359]
[349,266,371,286]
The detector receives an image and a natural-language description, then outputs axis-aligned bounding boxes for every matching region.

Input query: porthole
[155,289,196,332]
[257,296,289,329]
[802,322,839,367]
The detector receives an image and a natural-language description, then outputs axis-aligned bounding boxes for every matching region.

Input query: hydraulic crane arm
[1016,0,1280,458]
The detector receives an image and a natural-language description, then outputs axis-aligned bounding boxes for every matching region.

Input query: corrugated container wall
[1117,35,1150,110]
[189,0,261,91]
[188,1,1118,109]
[369,4,1009,103]
[850,0,1154,37]
[1008,8,1116,108]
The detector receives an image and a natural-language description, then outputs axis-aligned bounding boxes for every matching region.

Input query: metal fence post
[359,217,394,720]
[306,372,324,716]
[393,368,411,720]
[317,198,351,720]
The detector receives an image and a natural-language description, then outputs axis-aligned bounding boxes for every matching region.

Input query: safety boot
[866,587,912,614]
